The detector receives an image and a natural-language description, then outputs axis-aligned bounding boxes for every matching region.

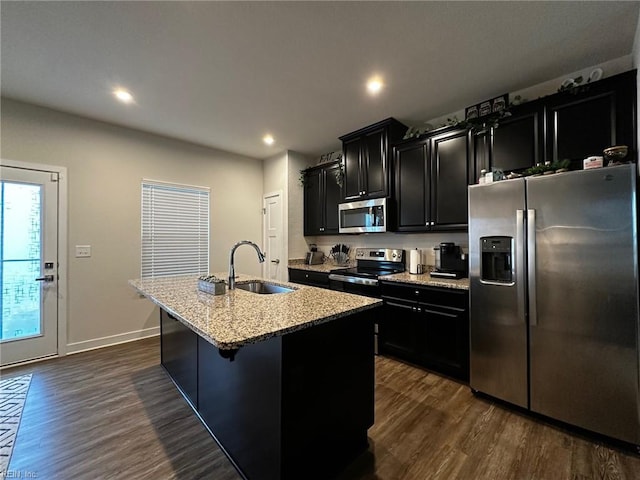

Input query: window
[141,180,209,278]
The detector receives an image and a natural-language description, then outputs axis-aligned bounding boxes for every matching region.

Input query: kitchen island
[129,274,381,480]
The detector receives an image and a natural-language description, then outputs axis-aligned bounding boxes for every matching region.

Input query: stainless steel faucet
[228,240,266,289]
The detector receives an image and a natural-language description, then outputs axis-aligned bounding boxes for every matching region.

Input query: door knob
[271,259,280,264]
[35,275,54,282]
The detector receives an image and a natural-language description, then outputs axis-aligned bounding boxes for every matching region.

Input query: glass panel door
[0,166,58,365]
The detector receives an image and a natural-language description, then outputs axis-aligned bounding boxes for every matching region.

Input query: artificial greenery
[443,96,526,133]
[557,76,594,95]
[334,163,344,187]
[523,159,571,176]
[298,162,344,187]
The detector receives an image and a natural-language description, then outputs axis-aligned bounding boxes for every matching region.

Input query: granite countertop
[287,259,469,290]
[129,273,380,350]
[379,271,469,290]
[288,259,352,273]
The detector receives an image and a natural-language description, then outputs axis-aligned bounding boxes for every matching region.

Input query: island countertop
[129,274,381,350]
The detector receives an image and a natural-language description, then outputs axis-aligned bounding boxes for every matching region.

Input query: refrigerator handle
[527,209,537,326]
[516,210,526,324]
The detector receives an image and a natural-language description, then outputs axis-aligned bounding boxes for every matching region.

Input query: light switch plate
[75,245,91,258]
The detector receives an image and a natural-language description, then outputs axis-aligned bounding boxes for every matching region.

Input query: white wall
[308,232,468,268]
[1,98,264,351]
[263,151,288,281]
[264,150,314,264]
[287,151,314,259]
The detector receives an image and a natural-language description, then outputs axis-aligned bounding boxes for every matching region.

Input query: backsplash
[304,231,468,267]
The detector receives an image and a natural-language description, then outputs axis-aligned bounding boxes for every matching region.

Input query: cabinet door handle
[421,308,458,318]
[386,301,415,311]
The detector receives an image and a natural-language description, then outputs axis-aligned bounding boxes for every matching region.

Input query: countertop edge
[379,273,469,290]
[129,277,382,350]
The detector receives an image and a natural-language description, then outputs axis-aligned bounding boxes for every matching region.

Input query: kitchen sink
[235,281,296,294]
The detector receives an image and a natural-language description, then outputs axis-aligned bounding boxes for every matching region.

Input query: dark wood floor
[3,337,639,479]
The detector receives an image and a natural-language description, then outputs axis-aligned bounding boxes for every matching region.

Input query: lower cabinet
[379,281,469,381]
[160,309,198,407]
[288,267,330,288]
[160,307,375,480]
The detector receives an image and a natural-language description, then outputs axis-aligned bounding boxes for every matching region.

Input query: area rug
[0,374,32,475]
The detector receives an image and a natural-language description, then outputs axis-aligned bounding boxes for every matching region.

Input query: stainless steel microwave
[338,198,387,233]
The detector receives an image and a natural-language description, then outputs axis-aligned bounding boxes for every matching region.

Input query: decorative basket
[198,275,226,295]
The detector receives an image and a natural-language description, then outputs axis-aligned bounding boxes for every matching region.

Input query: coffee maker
[431,242,468,279]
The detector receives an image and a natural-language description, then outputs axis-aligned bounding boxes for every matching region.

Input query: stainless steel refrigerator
[468,164,640,445]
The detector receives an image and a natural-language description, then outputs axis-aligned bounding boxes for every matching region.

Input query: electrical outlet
[75,245,91,258]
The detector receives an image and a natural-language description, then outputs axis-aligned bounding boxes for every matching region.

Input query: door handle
[516,209,526,326]
[527,209,537,327]
[35,275,54,282]
[270,259,280,264]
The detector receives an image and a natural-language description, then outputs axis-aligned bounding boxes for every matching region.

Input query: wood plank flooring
[3,337,639,479]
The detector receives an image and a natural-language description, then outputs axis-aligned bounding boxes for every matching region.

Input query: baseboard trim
[66,326,160,355]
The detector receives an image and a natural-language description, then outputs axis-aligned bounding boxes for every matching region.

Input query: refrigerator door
[527,164,640,444]
[469,179,528,408]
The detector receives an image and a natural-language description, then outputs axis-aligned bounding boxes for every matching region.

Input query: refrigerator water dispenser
[481,237,513,283]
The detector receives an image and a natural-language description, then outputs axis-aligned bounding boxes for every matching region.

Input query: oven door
[328,274,381,354]
[338,198,387,233]
[328,274,380,297]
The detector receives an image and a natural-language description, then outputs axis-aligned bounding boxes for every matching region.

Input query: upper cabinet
[473,100,543,180]
[301,70,636,236]
[473,70,636,178]
[303,161,342,236]
[544,70,636,167]
[340,118,407,201]
[394,127,472,232]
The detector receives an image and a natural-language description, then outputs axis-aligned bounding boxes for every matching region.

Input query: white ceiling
[2,1,639,160]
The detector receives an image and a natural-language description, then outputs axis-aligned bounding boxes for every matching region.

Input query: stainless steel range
[328,248,405,298]
[329,248,405,355]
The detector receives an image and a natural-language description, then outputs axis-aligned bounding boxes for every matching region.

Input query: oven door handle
[328,274,378,286]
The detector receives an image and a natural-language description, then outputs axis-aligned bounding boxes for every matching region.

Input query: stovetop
[330,248,405,279]
[331,266,404,279]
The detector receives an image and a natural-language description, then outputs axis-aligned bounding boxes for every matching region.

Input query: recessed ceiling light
[366,76,384,95]
[113,88,134,104]
[263,134,275,146]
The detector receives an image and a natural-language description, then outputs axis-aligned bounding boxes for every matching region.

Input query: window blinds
[141,180,209,278]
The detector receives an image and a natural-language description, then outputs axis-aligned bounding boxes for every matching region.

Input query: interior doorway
[262,191,285,282]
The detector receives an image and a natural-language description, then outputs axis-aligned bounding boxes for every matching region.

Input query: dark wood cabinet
[288,268,330,288]
[340,117,407,201]
[473,70,636,178]
[544,69,636,167]
[160,309,198,407]
[473,100,543,178]
[379,282,469,381]
[303,161,342,235]
[394,127,472,232]
[161,307,376,480]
